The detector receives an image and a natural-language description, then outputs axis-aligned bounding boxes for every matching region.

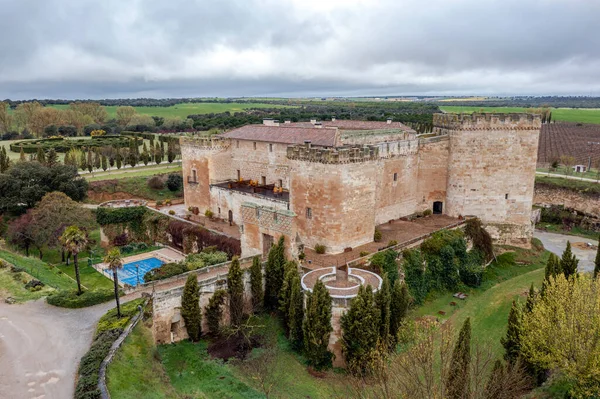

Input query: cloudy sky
[1,0,599,99]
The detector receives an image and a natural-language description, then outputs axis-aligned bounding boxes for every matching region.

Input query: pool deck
[95,247,185,286]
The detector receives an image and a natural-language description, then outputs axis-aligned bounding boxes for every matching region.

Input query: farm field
[440,105,600,124]
[537,122,600,166]
[48,102,295,119]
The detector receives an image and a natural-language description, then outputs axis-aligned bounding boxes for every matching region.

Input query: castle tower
[435,113,541,247]
[180,136,231,212]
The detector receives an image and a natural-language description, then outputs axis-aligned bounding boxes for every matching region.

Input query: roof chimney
[314,122,323,129]
[331,116,336,122]
[310,118,317,124]
[304,140,312,148]
[386,118,393,124]
[284,120,291,124]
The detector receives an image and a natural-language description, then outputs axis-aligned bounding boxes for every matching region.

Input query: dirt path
[534,230,598,273]
[0,299,116,399]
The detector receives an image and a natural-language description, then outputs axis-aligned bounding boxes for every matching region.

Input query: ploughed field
[538,122,600,165]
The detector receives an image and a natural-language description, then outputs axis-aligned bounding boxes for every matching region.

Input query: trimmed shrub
[47,289,116,308]
[388,240,398,247]
[423,209,433,216]
[144,262,187,282]
[314,244,326,254]
[374,228,383,242]
[360,251,370,257]
[147,175,165,190]
[168,210,176,215]
[166,173,183,192]
[204,209,214,218]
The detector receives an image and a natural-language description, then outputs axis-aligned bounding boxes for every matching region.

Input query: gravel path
[534,230,598,273]
[0,299,116,399]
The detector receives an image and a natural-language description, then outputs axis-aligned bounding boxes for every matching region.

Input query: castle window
[306,207,312,219]
[253,142,257,150]
[273,212,278,223]
[218,207,221,214]
[269,143,273,152]
[236,140,240,148]
[393,172,398,182]
[188,169,197,183]
[261,176,266,186]
[237,170,241,181]
[256,208,261,218]
[278,179,283,188]
[505,193,509,199]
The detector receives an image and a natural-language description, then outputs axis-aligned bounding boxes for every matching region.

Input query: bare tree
[560,155,575,176]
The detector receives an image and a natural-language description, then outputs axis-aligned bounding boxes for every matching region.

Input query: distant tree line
[434,96,600,108]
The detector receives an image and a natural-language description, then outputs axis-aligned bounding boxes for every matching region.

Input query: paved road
[534,230,598,273]
[0,299,116,399]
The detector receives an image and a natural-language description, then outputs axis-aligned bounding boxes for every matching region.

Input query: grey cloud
[0,0,598,99]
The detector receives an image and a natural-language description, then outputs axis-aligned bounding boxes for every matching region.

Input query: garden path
[533,230,598,273]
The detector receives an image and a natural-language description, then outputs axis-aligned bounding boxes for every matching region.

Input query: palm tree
[104,247,124,318]
[60,226,88,295]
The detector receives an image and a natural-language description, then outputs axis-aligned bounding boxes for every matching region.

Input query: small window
[393,172,398,182]
[261,176,266,186]
[237,170,241,181]
[306,207,312,219]
[505,193,509,199]
[253,142,257,150]
[192,169,197,182]
[218,207,221,214]
[273,212,278,223]
[236,140,240,148]
[269,143,273,152]
[278,179,283,188]
[256,208,261,218]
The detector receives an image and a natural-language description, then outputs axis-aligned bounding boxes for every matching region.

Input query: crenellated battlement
[433,113,542,131]
[180,136,231,151]
[286,144,379,163]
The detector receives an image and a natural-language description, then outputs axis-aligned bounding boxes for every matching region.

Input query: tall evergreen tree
[45,148,58,167]
[525,283,536,314]
[341,285,380,375]
[86,148,93,173]
[264,236,286,310]
[79,149,87,171]
[101,154,108,171]
[560,241,579,278]
[167,142,176,163]
[249,256,263,312]
[36,146,46,165]
[154,141,162,165]
[446,317,472,399]
[303,279,333,369]
[0,147,11,172]
[205,289,226,335]
[116,148,122,169]
[227,256,244,327]
[594,235,600,279]
[127,138,138,168]
[288,274,304,350]
[93,149,101,169]
[181,274,202,341]
[389,280,410,348]
[141,142,150,166]
[544,253,558,281]
[19,146,25,162]
[279,261,298,332]
[375,275,391,349]
[501,301,523,364]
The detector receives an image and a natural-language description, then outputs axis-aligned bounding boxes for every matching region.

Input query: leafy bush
[388,240,398,247]
[144,262,188,282]
[359,251,370,257]
[315,244,326,254]
[25,279,44,291]
[204,209,214,218]
[47,289,116,308]
[423,209,433,216]
[166,174,183,192]
[147,175,165,190]
[298,252,306,260]
[113,232,129,246]
[370,249,399,285]
[374,228,383,242]
[185,251,228,270]
[168,210,176,215]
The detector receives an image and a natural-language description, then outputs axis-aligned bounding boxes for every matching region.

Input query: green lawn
[440,106,600,124]
[0,249,77,291]
[88,173,183,202]
[85,164,181,182]
[535,222,599,241]
[537,167,600,181]
[412,242,550,357]
[0,267,56,302]
[49,102,294,119]
[535,175,600,195]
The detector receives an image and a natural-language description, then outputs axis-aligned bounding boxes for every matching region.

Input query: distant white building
[573,165,588,173]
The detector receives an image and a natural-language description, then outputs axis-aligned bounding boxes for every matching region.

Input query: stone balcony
[211,180,290,203]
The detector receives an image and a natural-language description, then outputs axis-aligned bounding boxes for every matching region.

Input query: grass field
[87,172,183,202]
[440,105,600,124]
[0,267,57,302]
[49,102,294,119]
[412,240,550,357]
[85,164,181,182]
[0,249,77,292]
[535,175,600,195]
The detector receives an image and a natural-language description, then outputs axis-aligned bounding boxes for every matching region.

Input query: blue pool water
[106,257,164,286]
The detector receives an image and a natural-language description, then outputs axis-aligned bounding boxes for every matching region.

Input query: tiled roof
[288,120,415,132]
[221,125,338,147]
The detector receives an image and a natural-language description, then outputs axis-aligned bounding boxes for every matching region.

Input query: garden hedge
[47,288,118,308]
[10,135,142,154]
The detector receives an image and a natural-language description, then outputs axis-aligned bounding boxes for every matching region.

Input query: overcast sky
[1,0,599,99]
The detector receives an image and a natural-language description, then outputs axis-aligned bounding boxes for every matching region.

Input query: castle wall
[231,140,290,188]
[374,155,420,224]
[416,136,449,212]
[208,186,289,226]
[440,114,541,246]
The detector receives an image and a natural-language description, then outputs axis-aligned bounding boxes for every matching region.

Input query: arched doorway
[433,201,443,214]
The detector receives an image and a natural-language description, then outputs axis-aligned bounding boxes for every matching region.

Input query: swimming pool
[105,256,164,286]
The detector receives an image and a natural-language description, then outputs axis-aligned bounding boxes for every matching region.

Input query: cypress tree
[79,149,87,171]
[101,154,108,171]
[340,285,380,375]
[390,280,410,348]
[375,275,391,349]
[19,146,25,162]
[303,279,333,369]
[560,241,579,278]
[205,289,226,335]
[446,317,472,399]
[544,253,557,281]
[288,274,304,350]
[87,149,93,172]
[142,142,150,166]
[116,148,122,169]
[36,146,46,165]
[154,141,162,164]
[93,149,101,169]
[279,261,298,332]
[501,301,523,364]
[594,235,600,279]
[167,142,176,163]
[227,256,244,327]
[525,283,535,314]
[46,148,58,167]
[181,274,202,341]
[160,140,165,159]
[249,256,263,312]
[264,236,286,310]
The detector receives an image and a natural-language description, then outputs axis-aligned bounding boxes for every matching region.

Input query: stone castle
[180,113,541,257]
